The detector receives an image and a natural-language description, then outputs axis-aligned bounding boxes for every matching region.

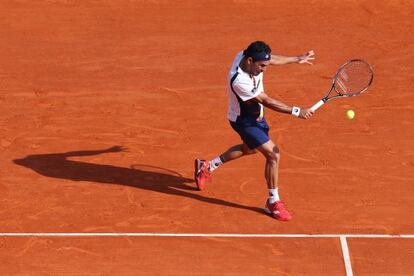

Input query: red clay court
[1,1,413,275]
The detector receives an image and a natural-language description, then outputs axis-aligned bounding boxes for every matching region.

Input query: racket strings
[334,60,373,96]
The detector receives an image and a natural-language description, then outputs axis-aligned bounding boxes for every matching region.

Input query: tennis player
[195,41,315,221]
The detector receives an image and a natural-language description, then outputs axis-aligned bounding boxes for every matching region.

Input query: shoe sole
[264,206,291,221]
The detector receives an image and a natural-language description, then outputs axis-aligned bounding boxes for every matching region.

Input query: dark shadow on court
[13,146,263,214]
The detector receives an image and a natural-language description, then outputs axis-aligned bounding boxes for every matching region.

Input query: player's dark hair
[243,41,272,60]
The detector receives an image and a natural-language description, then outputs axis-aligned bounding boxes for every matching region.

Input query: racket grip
[310,100,325,112]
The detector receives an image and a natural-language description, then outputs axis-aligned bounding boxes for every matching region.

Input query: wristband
[291,106,301,117]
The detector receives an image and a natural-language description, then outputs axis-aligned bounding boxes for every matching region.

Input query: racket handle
[310,99,325,112]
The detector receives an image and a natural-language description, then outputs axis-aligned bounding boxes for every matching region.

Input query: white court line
[340,236,354,276]
[0,233,413,238]
[2,232,412,275]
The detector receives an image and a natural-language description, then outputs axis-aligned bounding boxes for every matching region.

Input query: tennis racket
[310,59,374,112]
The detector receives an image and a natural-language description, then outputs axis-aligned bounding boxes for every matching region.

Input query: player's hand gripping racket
[310,59,374,112]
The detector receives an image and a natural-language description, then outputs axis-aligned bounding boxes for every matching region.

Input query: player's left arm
[270,50,315,65]
[254,92,314,119]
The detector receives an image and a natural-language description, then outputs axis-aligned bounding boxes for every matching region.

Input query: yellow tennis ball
[346,110,355,119]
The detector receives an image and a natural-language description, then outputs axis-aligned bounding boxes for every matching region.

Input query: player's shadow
[13,146,262,214]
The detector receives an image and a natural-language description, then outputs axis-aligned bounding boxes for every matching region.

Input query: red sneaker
[194,159,211,190]
[264,200,292,221]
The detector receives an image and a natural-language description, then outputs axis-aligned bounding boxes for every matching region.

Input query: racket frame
[310,59,374,112]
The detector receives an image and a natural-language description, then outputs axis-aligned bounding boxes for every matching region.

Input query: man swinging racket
[195,41,315,221]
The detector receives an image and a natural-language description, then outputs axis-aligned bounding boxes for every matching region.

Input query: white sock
[208,156,223,173]
[268,188,280,203]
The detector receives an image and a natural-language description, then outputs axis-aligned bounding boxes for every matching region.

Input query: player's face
[251,60,270,76]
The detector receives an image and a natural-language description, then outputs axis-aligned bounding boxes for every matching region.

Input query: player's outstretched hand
[299,108,314,119]
[298,50,315,65]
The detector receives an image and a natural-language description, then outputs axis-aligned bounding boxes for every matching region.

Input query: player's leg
[194,143,256,190]
[220,142,257,162]
[195,118,263,190]
[256,140,291,221]
[255,140,280,189]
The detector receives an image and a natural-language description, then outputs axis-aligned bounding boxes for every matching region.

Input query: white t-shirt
[227,51,264,122]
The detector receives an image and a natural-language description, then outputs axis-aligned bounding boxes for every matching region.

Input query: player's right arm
[253,92,313,119]
[270,50,315,65]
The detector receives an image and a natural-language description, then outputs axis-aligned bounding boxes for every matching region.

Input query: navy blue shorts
[229,117,270,150]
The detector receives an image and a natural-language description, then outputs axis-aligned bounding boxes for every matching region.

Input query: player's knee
[265,146,280,163]
[242,144,257,155]
[273,146,281,162]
